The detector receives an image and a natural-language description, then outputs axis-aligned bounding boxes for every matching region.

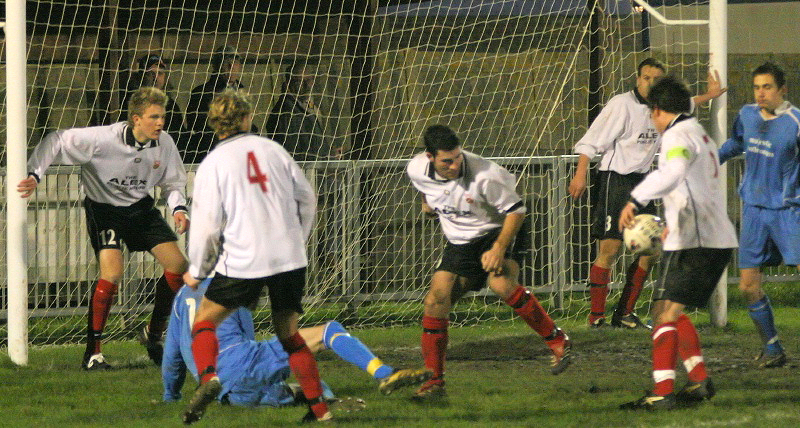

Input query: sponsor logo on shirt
[637,130,659,144]
[153,161,161,169]
[747,137,774,157]
[107,176,148,190]
[434,205,473,217]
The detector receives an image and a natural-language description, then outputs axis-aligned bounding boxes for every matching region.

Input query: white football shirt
[574,90,660,174]
[407,150,525,244]
[631,115,737,250]
[188,133,316,279]
[26,122,188,212]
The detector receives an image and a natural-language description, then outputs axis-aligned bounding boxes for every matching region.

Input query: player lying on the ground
[162,279,432,407]
[618,75,737,410]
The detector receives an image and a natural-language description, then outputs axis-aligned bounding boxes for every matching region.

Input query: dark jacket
[264,93,331,162]
[183,75,255,164]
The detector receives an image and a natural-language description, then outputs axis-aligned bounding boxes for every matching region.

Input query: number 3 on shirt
[247,151,268,192]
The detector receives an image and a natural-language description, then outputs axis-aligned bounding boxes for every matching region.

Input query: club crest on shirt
[134,158,142,163]
[465,194,474,204]
[153,160,161,169]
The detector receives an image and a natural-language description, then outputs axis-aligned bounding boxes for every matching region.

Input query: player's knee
[322,321,348,348]
[424,289,450,308]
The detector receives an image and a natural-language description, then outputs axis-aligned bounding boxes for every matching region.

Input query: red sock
[421,316,448,379]
[652,322,678,396]
[675,314,707,382]
[164,270,183,292]
[589,265,610,323]
[281,332,328,419]
[148,272,181,337]
[191,320,218,384]
[90,279,118,354]
[625,265,648,314]
[505,286,555,337]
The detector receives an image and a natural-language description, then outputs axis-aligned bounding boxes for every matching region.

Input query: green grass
[2,287,800,427]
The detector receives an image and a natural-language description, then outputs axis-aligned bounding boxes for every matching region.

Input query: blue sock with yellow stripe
[323,321,394,379]
[748,295,784,355]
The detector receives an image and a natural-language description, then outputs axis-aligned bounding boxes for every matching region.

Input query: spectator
[264,60,341,161]
[184,45,254,164]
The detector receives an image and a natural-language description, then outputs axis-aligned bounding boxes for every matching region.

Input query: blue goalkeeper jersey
[162,280,330,407]
[718,102,800,209]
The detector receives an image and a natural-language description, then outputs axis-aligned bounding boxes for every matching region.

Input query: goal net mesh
[2,0,714,345]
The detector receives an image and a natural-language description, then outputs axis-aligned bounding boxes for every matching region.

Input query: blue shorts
[738,204,800,268]
[221,338,334,407]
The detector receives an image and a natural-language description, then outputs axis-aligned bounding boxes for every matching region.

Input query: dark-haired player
[718,62,800,369]
[406,124,572,399]
[618,75,737,409]
[17,87,189,370]
[569,58,726,328]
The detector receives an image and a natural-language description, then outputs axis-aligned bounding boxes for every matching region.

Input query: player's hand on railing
[568,173,587,199]
[17,175,39,198]
[173,211,190,234]
[183,272,201,289]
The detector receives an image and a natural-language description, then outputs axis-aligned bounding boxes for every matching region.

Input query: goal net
[3,0,716,346]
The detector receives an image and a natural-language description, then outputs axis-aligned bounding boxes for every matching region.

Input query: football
[623,214,665,255]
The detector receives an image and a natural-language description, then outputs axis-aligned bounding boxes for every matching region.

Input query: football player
[406,124,572,399]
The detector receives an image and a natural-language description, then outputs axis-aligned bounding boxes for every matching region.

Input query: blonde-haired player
[18,86,189,370]
[181,90,329,424]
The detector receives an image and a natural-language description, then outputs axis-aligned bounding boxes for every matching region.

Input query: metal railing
[2,155,797,319]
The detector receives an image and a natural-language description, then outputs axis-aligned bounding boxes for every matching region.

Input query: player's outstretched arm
[692,69,727,106]
[17,175,39,198]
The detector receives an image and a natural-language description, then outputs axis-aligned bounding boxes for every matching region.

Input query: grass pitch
[2,289,800,427]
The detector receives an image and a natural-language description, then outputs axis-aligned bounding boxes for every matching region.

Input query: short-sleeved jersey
[187,133,317,279]
[26,122,188,212]
[162,279,295,406]
[630,115,737,251]
[406,150,524,244]
[718,101,800,209]
[574,90,660,174]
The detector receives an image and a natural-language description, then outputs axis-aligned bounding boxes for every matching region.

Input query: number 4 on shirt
[247,151,268,192]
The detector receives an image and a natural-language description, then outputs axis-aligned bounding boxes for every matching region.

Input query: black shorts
[653,248,733,308]
[84,196,178,253]
[435,228,518,290]
[204,268,306,314]
[591,170,656,240]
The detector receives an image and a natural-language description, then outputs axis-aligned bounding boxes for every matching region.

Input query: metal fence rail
[1,156,797,319]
